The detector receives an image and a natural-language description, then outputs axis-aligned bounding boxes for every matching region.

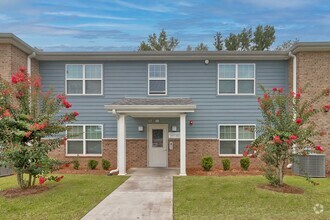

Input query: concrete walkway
[82,168,179,220]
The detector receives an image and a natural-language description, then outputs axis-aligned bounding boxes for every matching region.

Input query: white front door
[148,124,168,167]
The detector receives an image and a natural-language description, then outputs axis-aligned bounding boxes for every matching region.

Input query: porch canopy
[105,98,196,176]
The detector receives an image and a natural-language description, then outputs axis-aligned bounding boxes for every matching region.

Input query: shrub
[72,159,80,170]
[201,156,213,171]
[240,157,250,171]
[102,159,111,170]
[222,159,231,171]
[88,160,98,170]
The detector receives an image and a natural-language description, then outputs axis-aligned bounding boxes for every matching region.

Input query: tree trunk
[16,171,27,189]
[28,173,32,188]
[276,160,285,186]
[32,175,36,186]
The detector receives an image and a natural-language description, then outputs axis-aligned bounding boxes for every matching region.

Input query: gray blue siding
[40,60,288,138]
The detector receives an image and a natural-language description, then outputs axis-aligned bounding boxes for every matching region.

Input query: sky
[0,0,330,51]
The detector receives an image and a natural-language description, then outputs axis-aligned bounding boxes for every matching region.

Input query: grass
[0,174,128,220]
[174,175,330,220]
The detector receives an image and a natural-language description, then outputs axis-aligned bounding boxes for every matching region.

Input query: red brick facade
[49,139,260,170]
[293,52,330,170]
[0,44,39,80]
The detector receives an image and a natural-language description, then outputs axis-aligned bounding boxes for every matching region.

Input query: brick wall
[0,44,39,81]
[0,44,13,81]
[295,52,330,170]
[50,138,261,170]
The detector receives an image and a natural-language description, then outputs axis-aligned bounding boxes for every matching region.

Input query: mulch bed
[1,185,51,198]
[187,168,266,176]
[53,167,110,175]
[187,168,298,176]
[257,183,304,194]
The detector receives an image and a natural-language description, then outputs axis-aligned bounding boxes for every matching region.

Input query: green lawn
[174,175,330,220]
[0,174,128,220]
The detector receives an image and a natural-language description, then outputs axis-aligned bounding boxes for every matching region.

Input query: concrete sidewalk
[82,168,179,220]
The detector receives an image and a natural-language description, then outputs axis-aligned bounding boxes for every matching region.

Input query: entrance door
[148,124,168,167]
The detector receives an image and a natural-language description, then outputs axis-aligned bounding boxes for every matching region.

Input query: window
[148,64,167,95]
[66,64,102,95]
[66,125,103,156]
[219,125,255,155]
[218,64,255,95]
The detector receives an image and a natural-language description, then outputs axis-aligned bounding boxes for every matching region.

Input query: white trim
[148,64,167,96]
[65,64,103,96]
[117,114,127,175]
[218,124,256,156]
[180,114,187,176]
[217,63,255,95]
[66,124,103,156]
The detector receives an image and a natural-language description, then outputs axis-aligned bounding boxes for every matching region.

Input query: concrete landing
[82,168,179,220]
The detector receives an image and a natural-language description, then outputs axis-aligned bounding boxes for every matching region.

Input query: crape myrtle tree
[246,85,329,187]
[0,67,79,189]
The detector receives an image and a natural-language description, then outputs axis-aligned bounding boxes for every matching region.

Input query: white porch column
[180,113,187,176]
[117,114,126,175]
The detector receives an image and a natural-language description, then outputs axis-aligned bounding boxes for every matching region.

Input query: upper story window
[219,124,256,155]
[66,124,103,156]
[218,64,255,95]
[148,64,167,95]
[66,64,103,95]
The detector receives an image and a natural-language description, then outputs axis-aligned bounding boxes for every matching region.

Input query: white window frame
[65,64,103,96]
[218,124,256,156]
[66,124,103,156]
[217,63,255,95]
[148,64,167,96]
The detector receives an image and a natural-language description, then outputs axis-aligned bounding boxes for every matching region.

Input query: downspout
[288,51,297,101]
[27,52,36,77]
[108,109,119,175]
[27,52,36,110]
[287,51,297,168]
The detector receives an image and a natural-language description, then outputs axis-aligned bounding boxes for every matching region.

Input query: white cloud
[75,22,152,31]
[0,14,17,22]
[44,11,135,20]
[111,0,172,13]
[242,0,315,8]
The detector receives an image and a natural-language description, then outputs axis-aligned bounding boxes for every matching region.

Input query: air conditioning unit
[292,154,326,178]
[0,167,13,177]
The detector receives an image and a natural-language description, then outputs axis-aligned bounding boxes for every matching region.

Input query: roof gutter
[288,51,297,95]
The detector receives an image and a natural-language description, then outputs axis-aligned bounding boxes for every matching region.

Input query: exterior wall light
[189,120,193,125]
[171,125,177,132]
[204,59,209,65]
[138,125,144,132]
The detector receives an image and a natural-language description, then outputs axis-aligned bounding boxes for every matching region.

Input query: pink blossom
[315,146,324,152]
[273,135,283,144]
[289,135,298,140]
[296,118,303,124]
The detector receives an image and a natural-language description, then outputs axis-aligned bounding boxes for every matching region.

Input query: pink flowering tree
[247,85,329,187]
[0,67,79,189]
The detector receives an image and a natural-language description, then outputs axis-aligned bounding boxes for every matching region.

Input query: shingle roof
[110,98,194,106]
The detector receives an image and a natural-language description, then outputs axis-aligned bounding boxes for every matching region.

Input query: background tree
[186,45,192,51]
[195,42,208,51]
[275,38,299,51]
[252,25,276,50]
[239,28,252,51]
[225,33,240,50]
[0,68,78,189]
[138,29,179,51]
[214,32,224,51]
[248,85,329,187]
